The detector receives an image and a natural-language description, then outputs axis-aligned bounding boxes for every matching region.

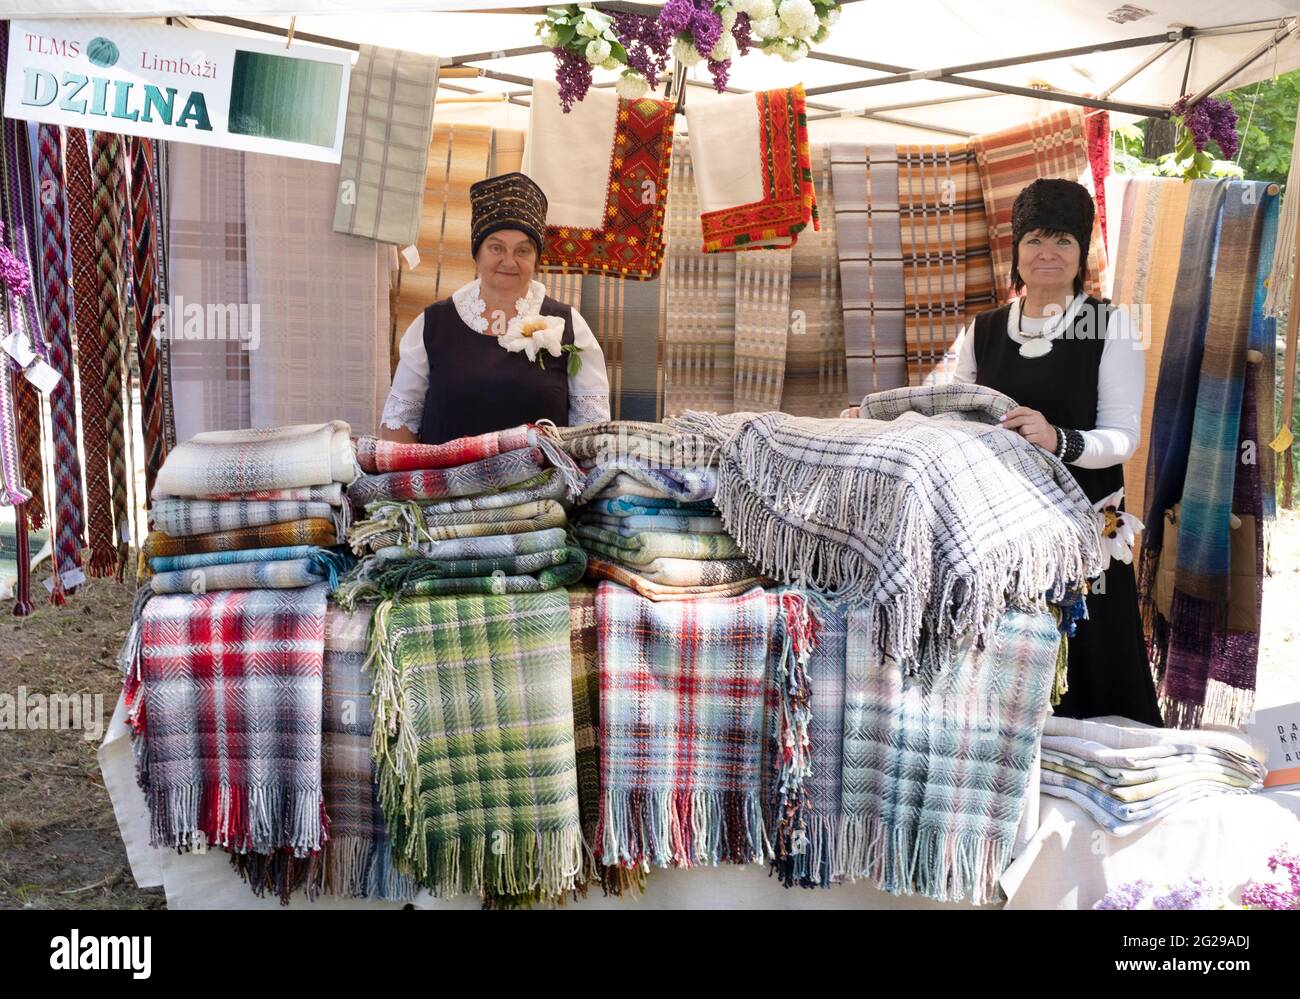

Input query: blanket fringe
[840,814,1011,905]
[230,845,325,906]
[143,779,327,858]
[598,788,769,869]
[322,833,415,901]
[772,812,843,889]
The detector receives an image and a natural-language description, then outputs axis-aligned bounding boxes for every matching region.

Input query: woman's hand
[999,406,1057,451]
[839,405,860,419]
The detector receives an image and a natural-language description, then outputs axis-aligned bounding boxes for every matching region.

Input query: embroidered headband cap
[1010,178,1095,292]
[470,171,548,259]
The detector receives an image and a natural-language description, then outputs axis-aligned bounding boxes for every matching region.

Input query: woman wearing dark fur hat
[955,177,1162,725]
[379,171,610,446]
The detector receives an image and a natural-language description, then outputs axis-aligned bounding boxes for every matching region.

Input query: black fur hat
[1009,178,1095,294]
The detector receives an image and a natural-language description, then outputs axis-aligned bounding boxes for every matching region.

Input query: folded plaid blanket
[122,583,331,902]
[153,421,358,498]
[586,496,716,518]
[580,462,717,504]
[355,425,580,488]
[414,468,569,515]
[368,591,586,902]
[141,518,338,559]
[581,512,726,535]
[321,605,414,900]
[150,497,347,538]
[336,542,586,604]
[148,555,342,595]
[156,483,347,505]
[1040,747,1262,785]
[671,383,1102,681]
[348,447,552,507]
[575,524,742,564]
[148,544,323,572]
[596,583,773,868]
[841,608,1059,904]
[602,555,762,588]
[1039,770,1252,834]
[559,420,717,469]
[1040,714,1269,769]
[348,499,567,554]
[585,557,767,601]
[1040,758,1256,803]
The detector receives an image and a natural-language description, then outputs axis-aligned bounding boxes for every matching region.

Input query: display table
[99,695,1299,910]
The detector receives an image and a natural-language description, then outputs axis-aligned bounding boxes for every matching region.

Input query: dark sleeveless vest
[418,294,573,446]
[972,295,1123,504]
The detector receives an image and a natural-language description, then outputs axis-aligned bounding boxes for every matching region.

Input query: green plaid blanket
[574,524,743,565]
[369,591,587,903]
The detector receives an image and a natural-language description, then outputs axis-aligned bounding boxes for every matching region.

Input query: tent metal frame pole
[1100,37,1184,99]
[1187,18,1299,105]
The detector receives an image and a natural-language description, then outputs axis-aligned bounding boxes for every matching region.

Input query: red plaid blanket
[124,583,330,899]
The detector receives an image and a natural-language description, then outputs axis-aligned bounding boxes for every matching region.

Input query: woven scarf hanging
[66,127,118,576]
[36,124,87,603]
[130,136,168,504]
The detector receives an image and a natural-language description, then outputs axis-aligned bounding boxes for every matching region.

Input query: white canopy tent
[7,1,1300,142]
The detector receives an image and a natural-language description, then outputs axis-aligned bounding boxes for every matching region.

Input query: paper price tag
[1270,426,1294,453]
[0,331,37,368]
[23,359,61,394]
[401,244,421,270]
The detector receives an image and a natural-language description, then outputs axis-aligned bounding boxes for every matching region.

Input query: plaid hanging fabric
[66,127,117,576]
[153,140,175,450]
[92,131,132,578]
[130,136,167,502]
[37,124,86,603]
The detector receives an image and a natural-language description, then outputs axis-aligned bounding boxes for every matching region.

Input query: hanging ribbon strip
[37,124,87,602]
[92,131,132,578]
[155,140,176,452]
[66,128,117,576]
[1,110,48,532]
[131,136,167,502]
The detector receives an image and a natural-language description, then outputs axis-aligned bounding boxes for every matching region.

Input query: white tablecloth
[99,694,1299,910]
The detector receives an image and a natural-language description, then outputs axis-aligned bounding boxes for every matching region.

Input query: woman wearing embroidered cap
[957,177,1161,725]
[379,171,610,445]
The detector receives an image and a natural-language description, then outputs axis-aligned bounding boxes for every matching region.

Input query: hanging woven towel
[524,78,675,279]
[332,44,440,247]
[685,83,819,252]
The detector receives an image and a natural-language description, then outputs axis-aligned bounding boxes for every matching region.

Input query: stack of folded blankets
[558,421,767,599]
[142,421,358,595]
[336,425,588,605]
[1039,715,1268,835]
[121,422,362,902]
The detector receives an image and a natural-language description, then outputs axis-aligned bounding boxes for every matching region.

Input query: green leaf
[556,23,576,47]
[546,5,576,19]
[609,40,629,64]
[567,351,582,377]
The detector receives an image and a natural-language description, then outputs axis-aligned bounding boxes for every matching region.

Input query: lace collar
[451,278,547,334]
[1007,293,1086,344]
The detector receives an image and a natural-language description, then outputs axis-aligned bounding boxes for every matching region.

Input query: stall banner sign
[4,18,351,163]
[1246,702,1300,789]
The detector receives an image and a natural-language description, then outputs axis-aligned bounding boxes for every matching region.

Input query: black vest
[972,296,1123,504]
[418,295,573,446]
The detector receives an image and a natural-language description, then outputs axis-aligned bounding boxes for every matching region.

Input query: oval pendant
[1019,338,1053,359]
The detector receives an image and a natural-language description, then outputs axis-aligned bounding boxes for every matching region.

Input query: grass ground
[1,512,1296,910]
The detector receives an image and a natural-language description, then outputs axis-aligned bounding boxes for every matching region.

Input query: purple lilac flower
[1171,94,1240,160]
[0,222,30,299]
[612,11,673,86]
[553,46,593,112]
[732,11,753,56]
[658,0,694,35]
[1150,876,1225,910]
[707,57,730,92]
[1240,848,1300,910]
[690,5,724,58]
[1094,879,1154,910]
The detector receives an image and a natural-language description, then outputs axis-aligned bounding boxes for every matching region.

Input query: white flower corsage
[1094,488,1143,569]
[500,312,584,374]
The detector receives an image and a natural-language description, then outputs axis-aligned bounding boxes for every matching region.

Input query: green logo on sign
[86,37,119,68]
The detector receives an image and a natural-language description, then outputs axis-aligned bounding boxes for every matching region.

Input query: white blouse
[949,294,1145,470]
[381,277,612,434]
